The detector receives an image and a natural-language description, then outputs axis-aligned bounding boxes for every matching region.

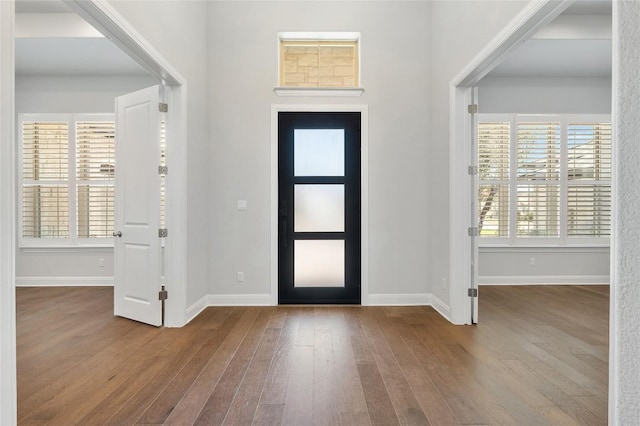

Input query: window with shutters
[478,114,611,245]
[19,113,115,247]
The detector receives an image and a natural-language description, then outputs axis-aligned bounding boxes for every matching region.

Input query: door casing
[271,104,369,305]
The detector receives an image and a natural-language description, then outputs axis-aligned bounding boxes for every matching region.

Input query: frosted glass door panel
[294,184,344,232]
[294,129,344,176]
[294,240,345,287]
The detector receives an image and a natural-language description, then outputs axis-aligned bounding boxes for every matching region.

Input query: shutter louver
[567,185,611,237]
[22,185,69,238]
[517,185,559,237]
[22,121,69,238]
[568,123,611,181]
[517,122,560,180]
[76,121,115,239]
[478,122,510,237]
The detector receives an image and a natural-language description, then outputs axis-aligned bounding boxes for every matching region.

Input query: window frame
[18,113,115,248]
[478,113,611,248]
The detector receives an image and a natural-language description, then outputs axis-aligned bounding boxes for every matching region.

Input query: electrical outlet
[98,258,104,268]
[529,257,536,267]
[237,272,244,282]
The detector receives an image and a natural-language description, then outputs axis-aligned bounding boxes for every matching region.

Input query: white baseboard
[16,276,114,287]
[186,294,209,324]
[367,293,432,306]
[478,275,610,285]
[430,294,452,321]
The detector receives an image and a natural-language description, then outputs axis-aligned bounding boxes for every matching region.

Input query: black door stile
[278,112,361,304]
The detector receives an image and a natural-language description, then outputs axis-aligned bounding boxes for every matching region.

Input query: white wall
[478,77,612,114]
[477,76,612,284]
[479,247,609,285]
[14,75,156,284]
[106,0,210,309]
[207,1,431,301]
[611,1,640,422]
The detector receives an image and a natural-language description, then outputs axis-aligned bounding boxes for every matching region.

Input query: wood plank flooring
[16,285,609,425]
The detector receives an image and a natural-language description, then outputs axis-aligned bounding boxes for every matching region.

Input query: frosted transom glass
[294,129,344,176]
[294,240,345,287]
[294,184,344,232]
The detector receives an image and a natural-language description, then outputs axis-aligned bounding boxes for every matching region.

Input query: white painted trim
[430,295,452,322]
[274,87,364,97]
[67,1,185,86]
[270,104,369,306]
[367,293,431,306]
[609,2,619,424]
[0,1,16,423]
[186,294,209,325]
[15,277,115,287]
[64,1,189,328]
[479,275,609,285]
[452,0,574,87]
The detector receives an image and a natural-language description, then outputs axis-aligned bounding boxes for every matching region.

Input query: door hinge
[468,165,478,175]
[158,165,169,175]
[159,289,168,301]
[468,104,478,114]
[468,288,478,297]
[468,227,478,237]
[159,103,168,113]
[159,228,168,238]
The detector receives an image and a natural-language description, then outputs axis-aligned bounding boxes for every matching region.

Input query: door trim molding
[271,105,369,305]
[0,1,16,423]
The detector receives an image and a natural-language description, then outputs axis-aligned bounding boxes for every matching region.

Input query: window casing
[19,113,115,247]
[478,114,611,246]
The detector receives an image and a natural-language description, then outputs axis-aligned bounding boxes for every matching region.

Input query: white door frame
[0,1,17,423]
[0,1,190,420]
[270,104,369,305]
[448,0,574,324]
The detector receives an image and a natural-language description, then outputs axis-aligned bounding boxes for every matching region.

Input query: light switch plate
[237,200,247,211]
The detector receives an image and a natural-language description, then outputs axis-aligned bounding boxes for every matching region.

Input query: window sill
[274,87,364,97]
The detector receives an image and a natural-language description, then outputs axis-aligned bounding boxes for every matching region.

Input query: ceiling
[485,1,612,80]
[15,0,149,77]
[15,0,612,79]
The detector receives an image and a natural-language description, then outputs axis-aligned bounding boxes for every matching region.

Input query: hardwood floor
[16,285,609,425]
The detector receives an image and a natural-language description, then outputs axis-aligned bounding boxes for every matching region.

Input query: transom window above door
[276,32,363,96]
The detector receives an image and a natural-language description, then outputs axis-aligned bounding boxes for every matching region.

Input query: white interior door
[114,85,163,326]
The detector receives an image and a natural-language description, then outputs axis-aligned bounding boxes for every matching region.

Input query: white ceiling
[485,1,612,80]
[15,1,148,77]
[16,38,150,76]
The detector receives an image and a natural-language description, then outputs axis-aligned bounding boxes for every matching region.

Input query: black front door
[278,112,361,304]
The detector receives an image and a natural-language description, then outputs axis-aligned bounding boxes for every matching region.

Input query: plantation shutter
[567,122,612,237]
[478,122,510,237]
[76,120,116,238]
[21,121,70,238]
[516,122,561,237]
